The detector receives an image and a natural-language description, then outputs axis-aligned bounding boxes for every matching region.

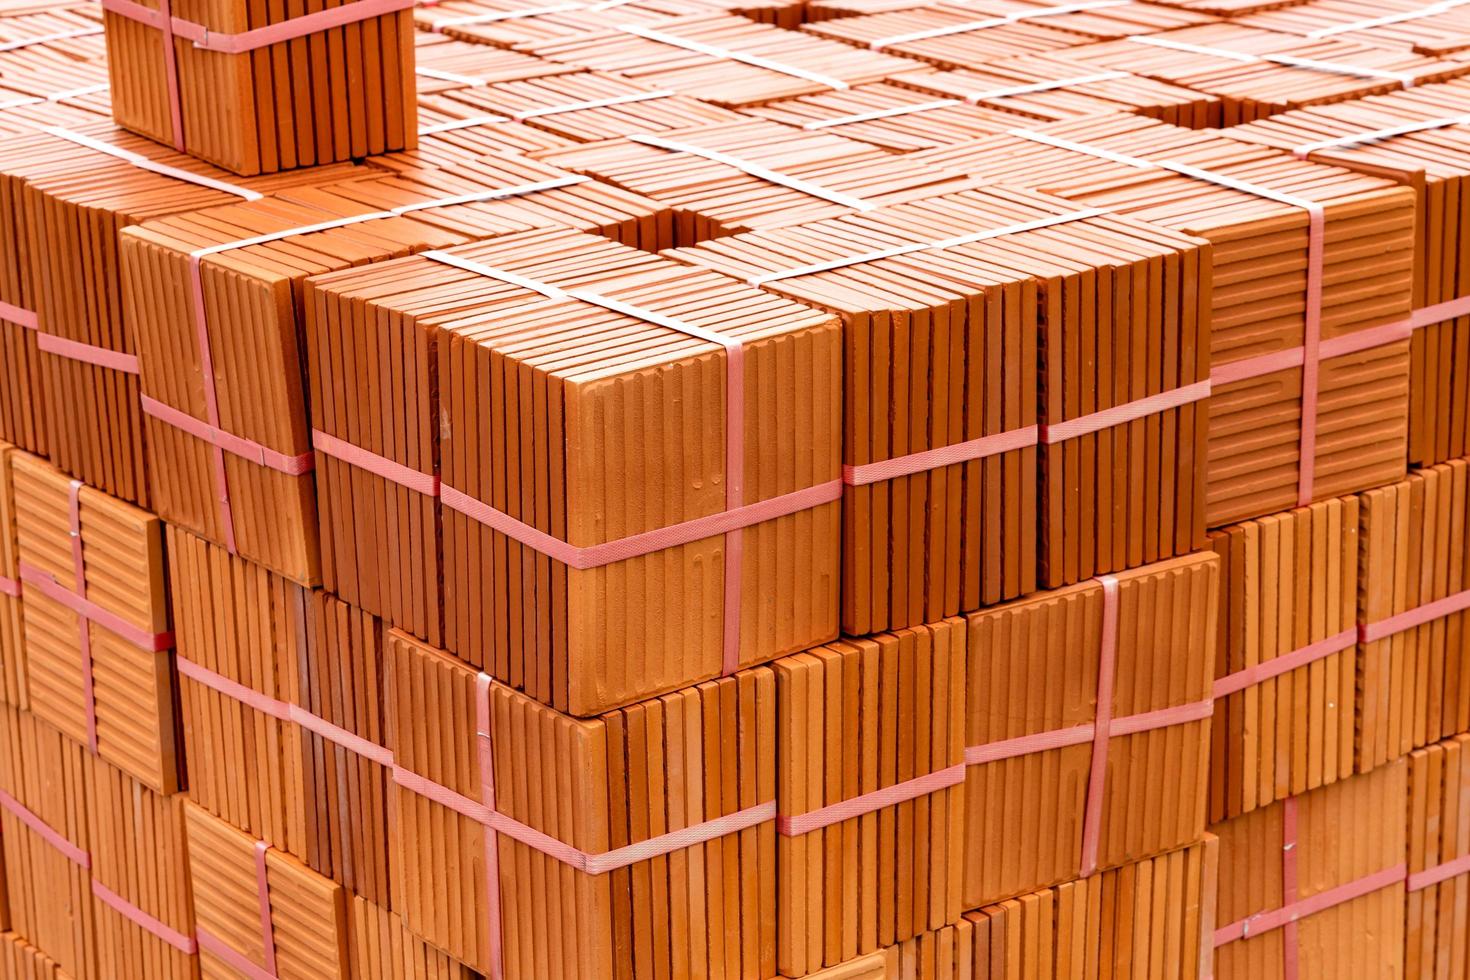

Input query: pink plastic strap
[35,331,140,374]
[962,700,1211,765]
[1407,852,1470,892]
[776,762,966,836]
[176,656,393,766]
[0,575,17,597]
[1079,574,1119,877]
[65,480,97,754]
[442,481,840,572]
[254,841,278,977]
[311,429,440,497]
[142,396,314,475]
[1040,380,1209,444]
[18,563,175,654]
[1211,315,1412,387]
[476,673,504,980]
[1213,863,1406,946]
[176,656,289,721]
[196,929,276,980]
[1408,294,1470,329]
[391,761,777,876]
[1212,628,1356,699]
[0,787,90,868]
[90,879,199,954]
[0,300,37,329]
[102,0,410,149]
[1280,796,1300,980]
[187,252,233,552]
[844,425,1038,486]
[1360,587,1470,643]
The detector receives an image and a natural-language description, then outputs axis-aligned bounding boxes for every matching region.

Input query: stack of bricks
[2,0,1470,978]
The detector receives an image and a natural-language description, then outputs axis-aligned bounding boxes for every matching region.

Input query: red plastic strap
[0,300,37,329]
[100,0,412,148]
[90,878,199,954]
[1407,851,1470,892]
[0,787,90,867]
[1040,380,1210,444]
[311,429,440,497]
[776,762,967,836]
[844,425,1038,486]
[1079,574,1119,877]
[1212,628,1356,699]
[35,331,139,374]
[1360,587,1470,644]
[0,575,17,597]
[142,396,313,475]
[1213,863,1407,946]
[197,929,275,980]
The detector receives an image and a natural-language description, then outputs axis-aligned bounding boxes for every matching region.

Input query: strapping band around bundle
[0,25,102,52]
[802,99,962,130]
[617,23,851,90]
[1126,35,1422,86]
[101,0,414,150]
[868,0,1127,51]
[0,796,195,952]
[777,762,967,836]
[43,127,262,199]
[1359,586,1470,643]
[1291,112,1470,157]
[1012,128,1327,505]
[1212,628,1356,699]
[311,429,441,497]
[176,657,394,767]
[0,300,37,329]
[0,786,91,867]
[1214,860,1406,952]
[0,575,18,597]
[1408,852,1470,892]
[16,481,171,753]
[961,574,1213,878]
[422,249,843,677]
[35,332,140,373]
[511,89,675,120]
[1040,380,1210,444]
[426,1,580,30]
[959,71,1130,103]
[1307,0,1470,37]
[91,880,199,954]
[627,133,877,211]
[0,82,109,110]
[159,175,585,554]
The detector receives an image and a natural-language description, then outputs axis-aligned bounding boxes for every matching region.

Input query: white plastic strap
[627,133,876,210]
[960,71,1129,101]
[802,99,962,129]
[0,25,101,51]
[1127,34,1420,85]
[1308,0,1470,36]
[1293,112,1470,156]
[44,127,264,200]
[618,24,850,90]
[512,89,675,119]
[870,0,1126,49]
[750,207,1108,286]
[428,2,582,30]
